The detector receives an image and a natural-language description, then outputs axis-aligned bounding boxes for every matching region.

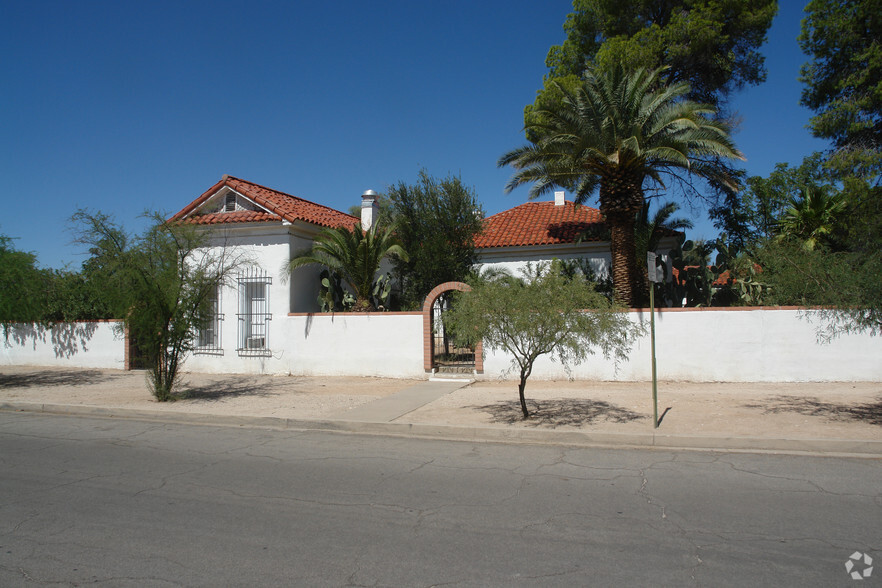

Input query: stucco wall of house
[475,235,679,280]
[476,243,610,279]
[287,230,325,314]
[1,321,125,369]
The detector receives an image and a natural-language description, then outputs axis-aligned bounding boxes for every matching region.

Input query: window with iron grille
[237,269,272,356]
[195,286,223,355]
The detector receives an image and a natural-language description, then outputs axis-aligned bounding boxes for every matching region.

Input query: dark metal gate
[431,292,475,372]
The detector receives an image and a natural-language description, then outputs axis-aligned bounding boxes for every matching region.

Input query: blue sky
[2,1,828,270]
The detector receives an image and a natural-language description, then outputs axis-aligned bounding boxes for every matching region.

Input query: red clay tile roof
[182,211,280,225]
[169,176,359,230]
[673,266,734,287]
[475,201,607,248]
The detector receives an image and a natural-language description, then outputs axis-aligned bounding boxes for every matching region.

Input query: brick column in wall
[422,281,483,374]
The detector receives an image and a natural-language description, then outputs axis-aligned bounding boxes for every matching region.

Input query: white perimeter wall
[1,322,125,369]
[3,309,881,382]
[482,308,882,382]
[185,312,426,378]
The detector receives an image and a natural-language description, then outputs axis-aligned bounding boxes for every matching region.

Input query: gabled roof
[475,200,607,249]
[169,176,359,230]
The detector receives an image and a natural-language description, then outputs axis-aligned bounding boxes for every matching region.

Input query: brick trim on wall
[124,323,132,371]
[421,281,483,374]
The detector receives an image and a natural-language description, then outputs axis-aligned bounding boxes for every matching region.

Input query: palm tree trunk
[600,174,645,307]
[607,210,639,307]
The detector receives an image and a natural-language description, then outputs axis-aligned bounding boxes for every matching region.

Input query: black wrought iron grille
[237,268,272,356]
[195,286,224,355]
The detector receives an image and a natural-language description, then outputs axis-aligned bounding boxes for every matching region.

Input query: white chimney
[554,190,565,206]
[361,189,379,230]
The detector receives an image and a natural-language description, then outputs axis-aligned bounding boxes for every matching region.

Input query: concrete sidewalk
[330,380,471,422]
[0,366,880,457]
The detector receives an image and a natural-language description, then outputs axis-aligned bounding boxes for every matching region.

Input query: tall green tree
[500,67,742,307]
[0,235,47,331]
[530,0,777,125]
[799,0,881,254]
[73,211,244,401]
[443,262,639,419]
[287,222,408,312]
[799,0,881,174]
[387,171,484,309]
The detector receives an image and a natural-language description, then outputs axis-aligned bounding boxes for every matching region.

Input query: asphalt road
[0,412,879,587]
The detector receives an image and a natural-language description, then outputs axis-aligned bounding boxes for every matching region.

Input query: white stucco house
[170,175,640,315]
[164,175,665,374]
[168,175,365,360]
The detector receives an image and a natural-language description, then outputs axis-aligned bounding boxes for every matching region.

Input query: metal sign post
[647,253,660,429]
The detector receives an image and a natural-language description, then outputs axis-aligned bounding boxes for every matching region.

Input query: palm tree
[499,66,742,306]
[776,184,845,250]
[287,221,408,311]
[635,201,693,266]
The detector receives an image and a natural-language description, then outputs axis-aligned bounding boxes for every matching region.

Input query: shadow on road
[0,369,124,389]
[471,398,646,427]
[744,395,882,426]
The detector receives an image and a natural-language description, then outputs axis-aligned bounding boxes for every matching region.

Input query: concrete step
[429,368,476,383]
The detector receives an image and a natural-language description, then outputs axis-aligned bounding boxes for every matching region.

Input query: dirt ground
[0,366,420,420]
[0,365,880,441]
[405,379,882,440]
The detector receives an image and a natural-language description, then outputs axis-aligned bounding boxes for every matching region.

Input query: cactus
[734,263,771,306]
[371,273,393,310]
[316,270,355,312]
[655,235,739,307]
[317,270,393,312]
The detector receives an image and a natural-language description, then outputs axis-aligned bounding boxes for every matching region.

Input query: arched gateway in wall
[422,282,483,374]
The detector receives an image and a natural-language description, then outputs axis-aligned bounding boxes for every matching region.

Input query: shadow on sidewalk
[744,395,882,426]
[175,377,291,401]
[0,369,124,389]
[470,398,646,428]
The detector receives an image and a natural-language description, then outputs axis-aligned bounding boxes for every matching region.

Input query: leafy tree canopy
[710,154,830,250]
[443,262,640,419]
[799,0,882,256]
[529,0,777,126]
[799,0,882,171]
[0,233,120,333]
[0,235,46,330]
[387,170,484,309]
